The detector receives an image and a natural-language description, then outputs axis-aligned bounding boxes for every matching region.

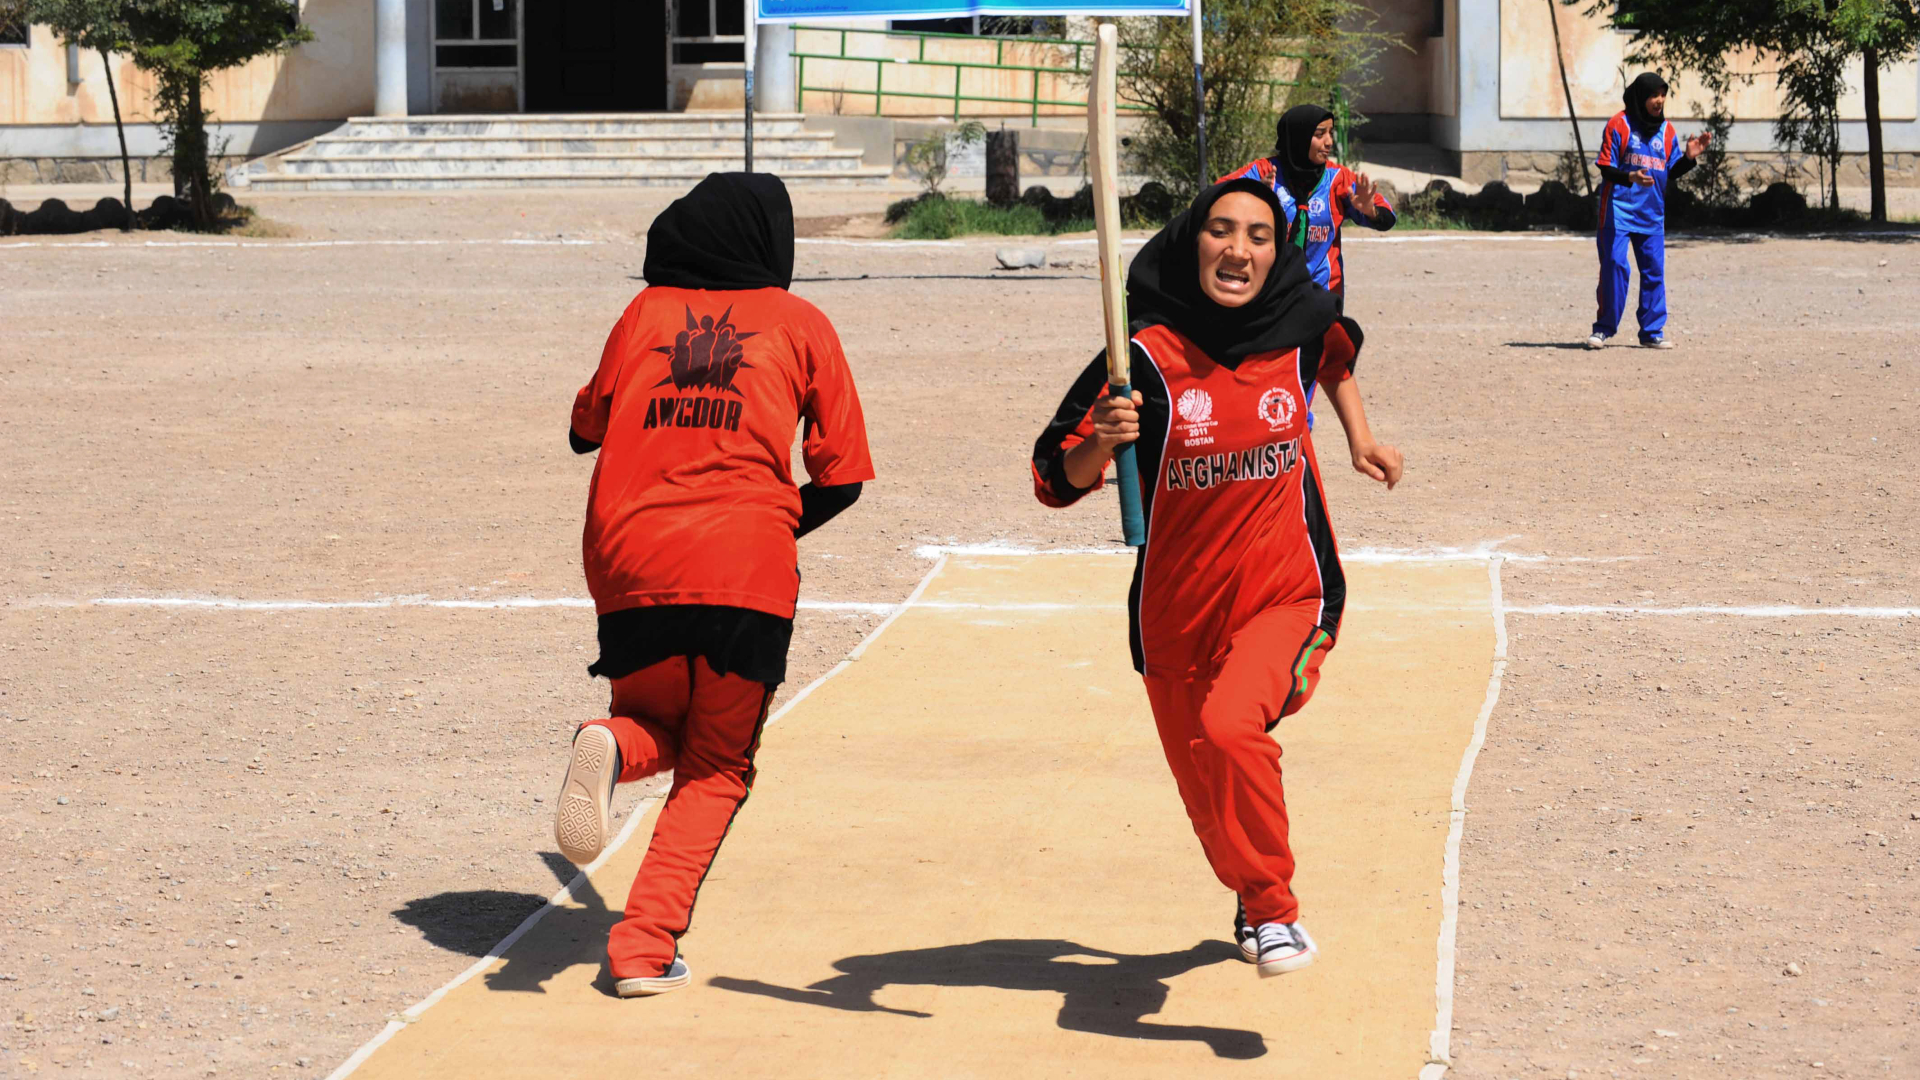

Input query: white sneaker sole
[1238,936,1259,964]
[554,725,617,866]
[615,968,692,997]
[1257,948,1316,977]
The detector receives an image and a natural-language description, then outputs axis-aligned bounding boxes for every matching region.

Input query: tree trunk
[984,129,1020,205]
[1864,44,1886,224]
[185,78,213,230]
[100,49,133,232]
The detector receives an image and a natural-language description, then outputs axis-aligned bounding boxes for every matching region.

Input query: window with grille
[672,0,743,64]
[0,18,28,45]
[436,0,519,68]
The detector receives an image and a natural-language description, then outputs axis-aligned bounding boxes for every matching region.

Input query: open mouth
[1213,266,1252,291]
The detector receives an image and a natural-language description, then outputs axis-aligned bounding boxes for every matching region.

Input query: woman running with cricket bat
[1032,177,1403,977]
[550,172,873,997]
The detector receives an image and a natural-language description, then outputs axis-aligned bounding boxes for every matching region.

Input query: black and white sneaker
[615,956,691,998]
[1254,921,1318,978]
[554,725,621,866]
[1234,900,1258,963]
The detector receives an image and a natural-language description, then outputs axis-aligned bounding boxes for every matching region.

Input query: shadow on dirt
[393,851,615,994]
[710,937,1263,1059]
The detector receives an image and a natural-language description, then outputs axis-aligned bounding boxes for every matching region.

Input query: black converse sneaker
[1234,900,1258,963]
[554,725,621,866]
[615,956,691,998]
[1254,921,1318,978]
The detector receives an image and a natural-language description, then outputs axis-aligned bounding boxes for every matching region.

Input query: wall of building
[0,0,376,161]
[1345,0,1439,142]
[1443,0,1920,183]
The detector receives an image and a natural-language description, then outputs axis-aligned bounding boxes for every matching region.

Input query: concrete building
[2,0,1917,188]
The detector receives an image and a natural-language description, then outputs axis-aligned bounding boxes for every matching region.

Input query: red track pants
[1142,603,1333,926]
[580,656,771,979]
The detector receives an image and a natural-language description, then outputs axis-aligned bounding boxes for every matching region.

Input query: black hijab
[1126,177,1339,366]
[1274,103,1335,204]
[1624,72,1669,140]
[643,172,795,291]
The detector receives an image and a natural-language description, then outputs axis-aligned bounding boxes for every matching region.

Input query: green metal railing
[791,24,1349,152]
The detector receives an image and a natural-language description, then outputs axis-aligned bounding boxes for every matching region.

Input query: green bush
[890,196,1088,240]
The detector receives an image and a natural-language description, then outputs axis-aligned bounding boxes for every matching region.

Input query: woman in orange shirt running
[1032,178,1402,977]
[551,173,874,997]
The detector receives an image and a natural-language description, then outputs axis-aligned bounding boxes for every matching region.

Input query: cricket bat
[1088,19,1147,548]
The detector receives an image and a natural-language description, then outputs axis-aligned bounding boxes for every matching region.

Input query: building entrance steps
[236,113,890,191]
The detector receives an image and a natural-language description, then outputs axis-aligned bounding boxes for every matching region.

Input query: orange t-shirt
[571,285,873,619]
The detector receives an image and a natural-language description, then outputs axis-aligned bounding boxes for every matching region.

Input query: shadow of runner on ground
[393,852,620,995]
[711,938,1263,1059]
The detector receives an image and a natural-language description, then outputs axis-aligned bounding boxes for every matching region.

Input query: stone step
[302,134,842,157]
[341,113,812,139]
[243,168,892,192]
[277,151,870,176]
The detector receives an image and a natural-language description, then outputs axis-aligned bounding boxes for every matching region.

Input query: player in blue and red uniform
[1032,178,1403,980]
[1588,72,1711,350]
[1225,103,1396,305]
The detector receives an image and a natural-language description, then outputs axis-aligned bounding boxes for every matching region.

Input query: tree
[0,0,27,40]
[120,0,311,229]
[1575,0,1920,220]
[28,0,136,229]
[1117,0,1398,202]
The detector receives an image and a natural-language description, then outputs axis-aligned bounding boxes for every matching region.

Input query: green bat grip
[1108,382,1147,547]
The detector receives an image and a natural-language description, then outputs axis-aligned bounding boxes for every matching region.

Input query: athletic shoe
[1641,337,1674,349]
[554,724,620,866]
[615,956,691,998]
[1254,921,1318,978]
[1585,334,1605,350]
[1234,900,1258,963]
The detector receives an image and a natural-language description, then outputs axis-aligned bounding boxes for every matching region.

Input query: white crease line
[913,540,1632,564]
[1510,603,1919,618]
[323,797,652,1080]
[324,555,952,1080]
[49,593,1915,620]
[0,237,598,250]
[1421,556,1508,1080]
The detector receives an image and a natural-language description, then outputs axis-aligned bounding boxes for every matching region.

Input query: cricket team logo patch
[1257,386,1298,432]
[1175,388,1217,447]
[1177,388,1213,424]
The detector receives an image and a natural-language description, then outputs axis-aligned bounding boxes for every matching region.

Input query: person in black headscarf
[1223,103,1396,303]
[1587,72,1711,349]
[551,172,874,998]
[1031,178,1402,980]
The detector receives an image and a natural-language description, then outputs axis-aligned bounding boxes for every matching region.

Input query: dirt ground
[2,188,1917,1079]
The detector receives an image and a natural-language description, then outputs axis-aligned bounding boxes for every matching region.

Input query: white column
[375,0,409,117]
[755,22,797,113]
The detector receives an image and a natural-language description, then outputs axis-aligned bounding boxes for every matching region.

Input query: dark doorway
[525,0,667,112]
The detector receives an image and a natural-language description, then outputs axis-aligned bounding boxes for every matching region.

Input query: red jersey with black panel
[572,285,873,620]
[1033,320,1358,677]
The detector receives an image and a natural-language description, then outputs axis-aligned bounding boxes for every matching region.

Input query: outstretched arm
[1323,377,1402,490]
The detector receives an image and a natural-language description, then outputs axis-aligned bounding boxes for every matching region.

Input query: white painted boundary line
[1509,603,1920,619]
[0,237,598,250]
[320,801,651,1080]
[1420,556,1508,1080]
[322,555,951,1080]
[71,594,1917,618]
[914,539,1634,564]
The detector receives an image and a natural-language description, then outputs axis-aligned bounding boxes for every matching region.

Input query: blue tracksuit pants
[1592,222,1666,341]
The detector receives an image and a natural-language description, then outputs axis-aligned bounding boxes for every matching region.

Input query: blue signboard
[758,0,1185,20]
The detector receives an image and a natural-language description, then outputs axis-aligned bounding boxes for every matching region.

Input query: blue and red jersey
[1223,158,1396,295]
[1595,112,1685,235]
